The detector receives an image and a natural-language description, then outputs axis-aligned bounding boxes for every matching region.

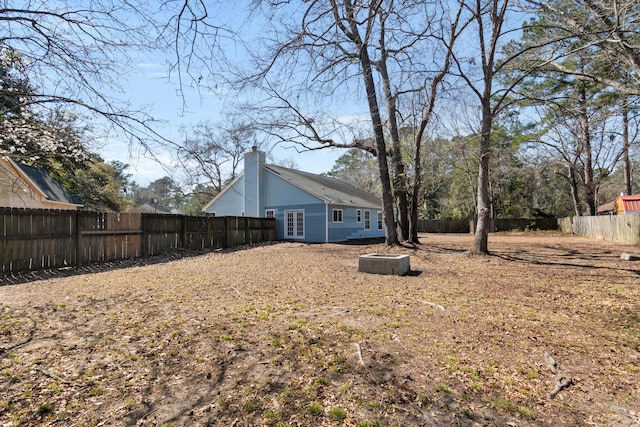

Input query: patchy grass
[0,232,639,426]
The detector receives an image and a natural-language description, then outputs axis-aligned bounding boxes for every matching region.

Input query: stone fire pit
[358,253,410,276]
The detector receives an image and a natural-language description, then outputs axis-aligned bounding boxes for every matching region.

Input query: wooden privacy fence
[0,208,277,274]
[417,219,470,233]
[558,215,640,245]
[469,218,558,233]
[419,218,558,234]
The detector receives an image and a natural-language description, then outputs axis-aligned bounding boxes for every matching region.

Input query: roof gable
[201,174,243,212]
[617,195,640,212]
[265,165,381,208]
[15,163,83,206]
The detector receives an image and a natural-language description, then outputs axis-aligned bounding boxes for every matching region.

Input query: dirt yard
[1,232,639,426]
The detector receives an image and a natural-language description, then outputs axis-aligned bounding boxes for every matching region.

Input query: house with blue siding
[202,148,385,243]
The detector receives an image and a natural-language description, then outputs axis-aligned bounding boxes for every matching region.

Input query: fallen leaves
[0,233,638,426]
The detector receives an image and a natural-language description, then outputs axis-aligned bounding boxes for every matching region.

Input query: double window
[332,209,343,223]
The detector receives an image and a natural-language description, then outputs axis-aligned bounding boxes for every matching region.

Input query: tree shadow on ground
[492,248,640,276]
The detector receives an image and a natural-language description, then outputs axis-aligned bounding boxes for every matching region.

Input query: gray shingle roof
[266,165,381,208]
[16,163,83,206]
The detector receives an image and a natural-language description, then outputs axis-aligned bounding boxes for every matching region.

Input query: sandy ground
[0,232,639,426]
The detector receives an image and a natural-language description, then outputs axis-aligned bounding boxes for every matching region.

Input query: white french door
[285,210,305,239]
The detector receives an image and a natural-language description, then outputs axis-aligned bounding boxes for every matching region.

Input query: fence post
[224,216,230,249]
[75,210,82,268]
[141,214,148,258]
[180,215,187,249]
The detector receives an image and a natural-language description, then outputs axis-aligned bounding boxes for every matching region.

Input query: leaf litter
[0,232,638,426]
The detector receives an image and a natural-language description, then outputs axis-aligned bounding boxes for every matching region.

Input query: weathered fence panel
[78,212,143,266]
[0,208,277,274]
[184,216,224,250]
[419,218,558,234]
[469,218,558,234]
[559,215,640,245]
[0,209,76,272]
[142,214,182,257]
[417,219,470,233]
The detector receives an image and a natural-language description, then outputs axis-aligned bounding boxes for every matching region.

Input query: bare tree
[0,1,234,162]
[176,118,266,193]
[407,3,464,242]
[236,1,402,244]
[450,0,514,254]
[221,1,467,245]
[0,3,160,147]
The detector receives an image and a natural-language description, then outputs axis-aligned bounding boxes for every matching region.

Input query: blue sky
[98,59,346,186]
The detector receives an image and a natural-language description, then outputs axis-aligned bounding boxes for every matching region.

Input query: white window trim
[377,211,383,229]
[333,208,343,223]
[265,209,276,218]
[356,209,362,223]
[364,210,371,230]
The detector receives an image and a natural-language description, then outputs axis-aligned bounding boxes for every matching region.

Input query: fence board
[0,208,276,274]
[559,215,640,244]
[1,209,76,272]
[418,219,470,233]
[419,218,558,234]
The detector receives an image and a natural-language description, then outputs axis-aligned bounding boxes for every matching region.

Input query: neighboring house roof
[265,165,381,208]
[615,195,640,213]
[597,200,615,215]
[129,203,169,214]
[15,163,83,206]
[0,156,83,209]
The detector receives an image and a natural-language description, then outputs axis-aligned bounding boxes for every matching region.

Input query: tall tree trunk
[341,1,398,245]
[410,90,441,243]
[622,101,632,196]
[568,164,581,216]
[579,85,595,215]
[469,0,508,255]
[362,55,397,245]
[410,133,423,243]
[472,101,493,254]
[408,4,461,243]
[378,42,409,242]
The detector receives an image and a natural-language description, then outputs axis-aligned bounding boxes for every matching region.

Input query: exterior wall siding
[204,177,245,216]
[272,203,326,242]
[327,205,385,242]
[0,167,39,209]
[265,171,329,242]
